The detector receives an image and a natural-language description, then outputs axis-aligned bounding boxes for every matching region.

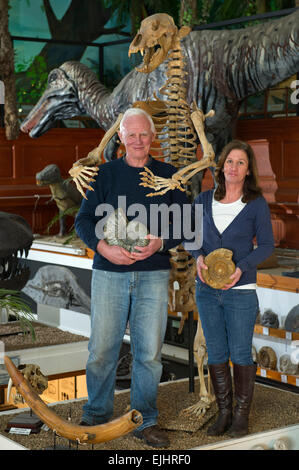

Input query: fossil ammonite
[279,354,298,375]
[201,248,235,289]
[284,304,299,333]
[257,346,277,370]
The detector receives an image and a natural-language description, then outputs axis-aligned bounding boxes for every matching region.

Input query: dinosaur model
[36,163,82,236]
[0,212,33,291]
[21,8,299,179]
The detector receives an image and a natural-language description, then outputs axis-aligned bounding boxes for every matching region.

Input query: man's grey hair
[119,108,156,134]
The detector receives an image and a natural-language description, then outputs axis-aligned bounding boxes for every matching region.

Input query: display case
[15,240,299,390]
[254,256,299,389]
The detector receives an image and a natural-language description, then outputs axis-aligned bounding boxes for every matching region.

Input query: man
[75,108,188,448]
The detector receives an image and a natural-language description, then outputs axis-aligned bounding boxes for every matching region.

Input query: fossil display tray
[0,321,88,352]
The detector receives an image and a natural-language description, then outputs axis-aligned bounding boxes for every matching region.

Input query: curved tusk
[4,356,142,444]
[7,377,13,402]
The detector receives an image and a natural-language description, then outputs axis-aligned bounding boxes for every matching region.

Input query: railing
[239,86,298,119]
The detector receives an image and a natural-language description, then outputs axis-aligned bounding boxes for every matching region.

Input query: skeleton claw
[69,164,99,199]
[139,167,187,196]
[69,165,99,179]
[180,397,213,418]
[73,179,88,200]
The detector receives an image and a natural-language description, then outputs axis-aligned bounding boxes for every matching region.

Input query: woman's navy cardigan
[186,189,275,287]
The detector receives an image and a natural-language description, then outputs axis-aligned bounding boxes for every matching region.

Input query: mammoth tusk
[4,356,142,444]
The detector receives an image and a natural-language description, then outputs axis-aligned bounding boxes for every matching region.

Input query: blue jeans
[195,282,258,365]
[82,269,170,429]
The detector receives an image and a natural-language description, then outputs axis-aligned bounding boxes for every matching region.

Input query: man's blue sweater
[75,157,188,272]
[187,189,275,287]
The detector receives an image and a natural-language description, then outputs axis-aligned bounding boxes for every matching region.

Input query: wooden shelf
[256,366,299,387]
[257,272,299,293]
[254,324,299,341]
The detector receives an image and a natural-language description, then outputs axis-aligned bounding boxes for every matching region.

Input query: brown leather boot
[228,363,257,438]
[207,362,233,436]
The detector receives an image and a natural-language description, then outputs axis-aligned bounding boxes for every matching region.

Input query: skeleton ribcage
[144,42,198,315]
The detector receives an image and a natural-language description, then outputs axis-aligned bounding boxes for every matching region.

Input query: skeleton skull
[8,363,48,404]
[19,364,48,394]
[129,13,190,73]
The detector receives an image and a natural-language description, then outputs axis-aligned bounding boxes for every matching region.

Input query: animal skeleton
[7,363,48,404]
[128,13,215,418]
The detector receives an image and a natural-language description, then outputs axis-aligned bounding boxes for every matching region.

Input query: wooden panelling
[236,117,299,249]
[0,118,298,248]
[281,140,299,180]
[0,127,104,234]
[236,117,299,203]
[20,144,76,177]
[0,144,13,178]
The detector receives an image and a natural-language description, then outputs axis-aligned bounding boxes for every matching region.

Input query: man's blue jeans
[82,268,170,429]
[196,282,258,365]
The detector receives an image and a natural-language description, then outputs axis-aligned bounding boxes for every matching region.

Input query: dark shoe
[134,425,170,448]
[228,363,257,438]
[207,362,233,436]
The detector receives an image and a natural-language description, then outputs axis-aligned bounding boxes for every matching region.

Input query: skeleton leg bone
[181,319,215,417]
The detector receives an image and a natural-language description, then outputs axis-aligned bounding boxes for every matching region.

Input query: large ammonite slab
[201,248,235,289]
[103,208,149,253]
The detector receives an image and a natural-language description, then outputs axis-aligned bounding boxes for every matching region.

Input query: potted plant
[0,288,35,341]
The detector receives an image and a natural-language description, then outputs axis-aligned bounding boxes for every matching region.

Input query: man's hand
[96,239,136,265]
[130,234,163,261]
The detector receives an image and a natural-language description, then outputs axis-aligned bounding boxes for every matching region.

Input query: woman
[189,140,274,438]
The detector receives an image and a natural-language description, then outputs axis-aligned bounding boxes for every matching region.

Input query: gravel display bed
[1,378,298,450]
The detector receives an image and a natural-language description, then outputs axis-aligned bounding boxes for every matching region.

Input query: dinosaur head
[129,13,190,74]
[0,212,33,290]
[21,65,85,138]
[36,164,63,186]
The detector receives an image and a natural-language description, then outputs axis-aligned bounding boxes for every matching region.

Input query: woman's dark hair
[214,140,262,203]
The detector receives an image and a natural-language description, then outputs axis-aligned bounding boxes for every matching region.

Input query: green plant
[0,289,36,341]
[15,55,48,106]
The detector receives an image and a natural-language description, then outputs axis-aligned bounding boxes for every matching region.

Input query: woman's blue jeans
[195,282,258,366]
[82,268,170,429]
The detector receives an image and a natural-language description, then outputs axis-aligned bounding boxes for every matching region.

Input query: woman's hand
[129,234,163,261]
[222,267,242,290]
[196,255,208,283]
[96,239,136,265]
